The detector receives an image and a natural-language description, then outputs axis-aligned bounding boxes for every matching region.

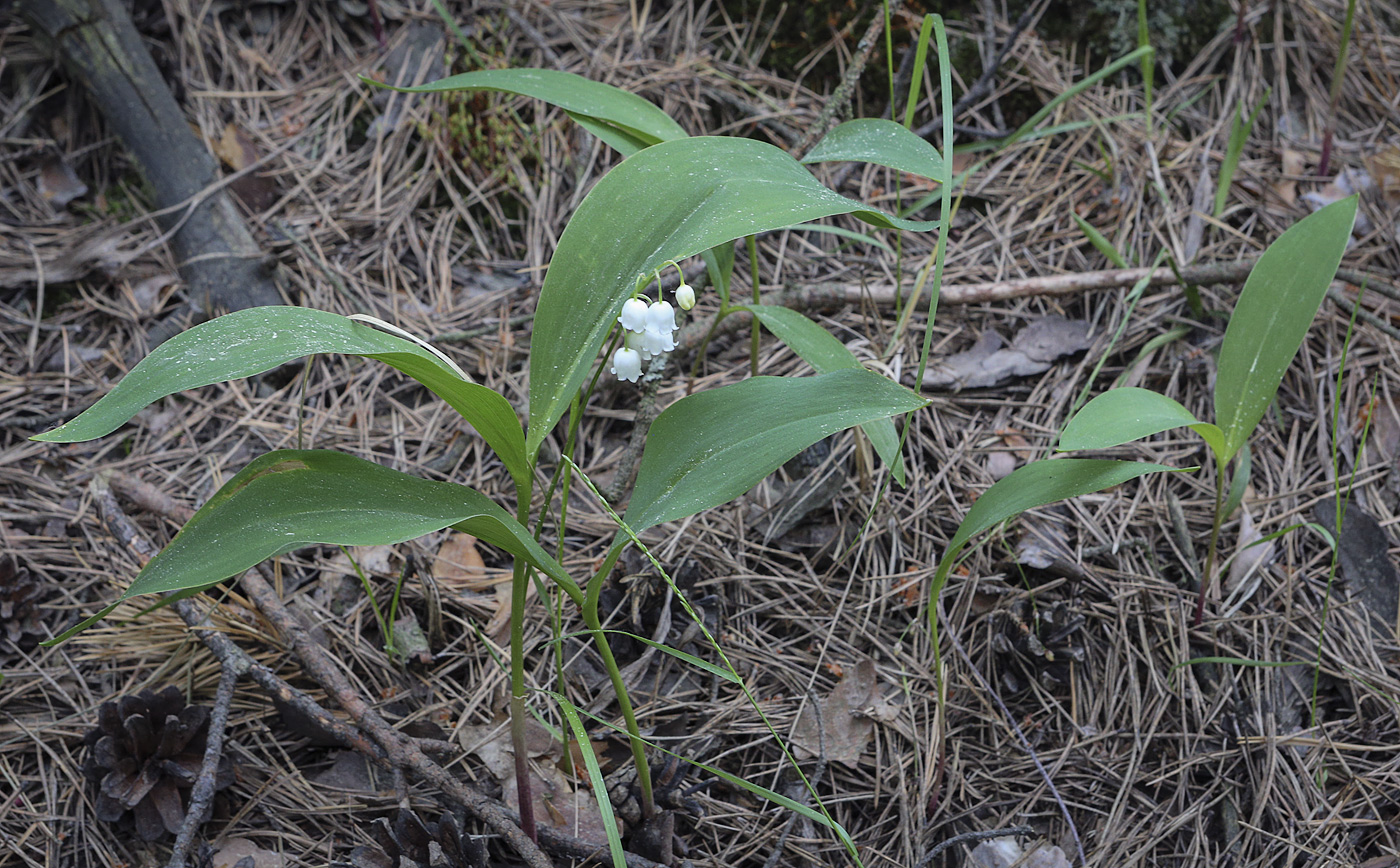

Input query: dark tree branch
[19,0,282,334]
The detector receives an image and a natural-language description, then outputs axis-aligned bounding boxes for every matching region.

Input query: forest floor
[4,1,1400,867]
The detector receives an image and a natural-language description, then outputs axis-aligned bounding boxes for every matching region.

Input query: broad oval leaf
[527,136,939,458]
[1215,195,1357,460]
[801,117,944,183]
[930,458,1176,610]
[624,369,928,534]
[128,449,576,609]
[371,68,687,154]
[738,304,905,485]
[1060,387,1225,457]
[30,307,531,495]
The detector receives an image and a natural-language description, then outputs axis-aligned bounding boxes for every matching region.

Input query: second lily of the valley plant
[928,194,1359,654]
[33,66,951,860]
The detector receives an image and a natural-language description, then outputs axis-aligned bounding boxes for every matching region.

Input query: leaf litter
[3,2,1400,867]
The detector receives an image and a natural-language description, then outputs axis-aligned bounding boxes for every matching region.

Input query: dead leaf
[1183,158,1212,263]
[210,838,287,868]
[1366,146,1400,206]
[312,751,380,793]
[1274,148,1307,206]
[390,609,433,665]
[460,719,607,842]
[986,451,1017,480]
[792,658,898,767]
[38,156,88,208]
[212,123,277,211]
[1224,506,1272,613]
[1302,167,1375,235]
[1314,499,1399,637]
[503,760,610,846]
[321,545,396,581]
[213,123,258,172]
[923,316,1092,391]
[433,532,497,587]
[970,839,1070,868]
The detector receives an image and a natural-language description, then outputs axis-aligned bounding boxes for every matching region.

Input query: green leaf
[801,118,943,183]
[52,450,580,641]
[1214,196,1357,460]
[930,459,1174,630]
[625,370,928,534]
[548,630,739,683]
[1072,212,1128,268]
[368,68,687,153]
[776,223,894,254]
[1060,387,1225,458]
[551,695,626,868]
[738,304,905,485]
[1214,89,1269,218]
[30,307,531,496]
[526,136,939,457]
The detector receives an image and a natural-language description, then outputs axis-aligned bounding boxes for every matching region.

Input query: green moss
[1028,0,1231,68]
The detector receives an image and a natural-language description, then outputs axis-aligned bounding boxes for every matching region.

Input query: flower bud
[610,347,642,383]
[674,282,696,311]
[618,297,648,332]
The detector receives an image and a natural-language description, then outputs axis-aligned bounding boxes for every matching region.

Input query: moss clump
[1031,0,1231,68]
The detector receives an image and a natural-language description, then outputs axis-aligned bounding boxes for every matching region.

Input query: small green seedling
[927,194,1356,687]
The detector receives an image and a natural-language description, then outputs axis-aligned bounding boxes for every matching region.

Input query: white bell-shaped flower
[644,300,677,336]
[674,282,696,311]
[610,346,642,383]
[639,328,674,358]
[618,297,649,332]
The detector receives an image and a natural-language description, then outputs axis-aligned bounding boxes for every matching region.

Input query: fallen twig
[794,1,904,156]
[915,825,1037,868]
[167,657,238,868]
[101,471,678,868]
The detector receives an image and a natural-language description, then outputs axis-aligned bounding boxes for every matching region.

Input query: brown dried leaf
[38,156,88,208]
[433,532,496,588]
[792,658,896,767]
[211,837,288,868]
[924,316,1091,391]
[1366,146,1400,206]
[1275,148,1307,206]
[213,124,258,172]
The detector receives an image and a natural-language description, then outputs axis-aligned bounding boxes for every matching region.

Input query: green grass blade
[1214,89,1270,218]
[1072,212,1129,268]
[551,695,626,868]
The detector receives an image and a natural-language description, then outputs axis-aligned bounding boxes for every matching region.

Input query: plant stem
[508,556,537,840]
[583,542,655,817]
[747,235,760,377]
[1193,452,1226,627]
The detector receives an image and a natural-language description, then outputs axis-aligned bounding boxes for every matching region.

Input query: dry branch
[19,0,281,324]
[98,471,678,868]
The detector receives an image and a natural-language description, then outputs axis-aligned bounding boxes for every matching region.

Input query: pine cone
[351,809,486,868]
[0,555,45,651]
[82,685,235,840]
